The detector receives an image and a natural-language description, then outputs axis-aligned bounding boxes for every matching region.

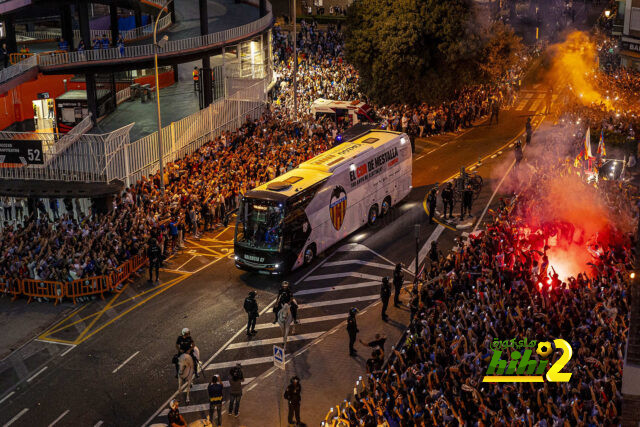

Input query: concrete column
[85,73,98,124]
[5,14,17,55]
[259,0,267,17]
[134,8,142,28]
[199,0,212,107]
[202,55,213,107]
[199,0,208,35]
[61,5,74,50]
[77,1,92,50]
[169,1,176,23]
[110,0,119,47]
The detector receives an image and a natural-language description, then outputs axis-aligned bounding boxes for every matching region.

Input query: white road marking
[515,99,528,111]
[204,356,273,371]
[60,345,76,357]
[143,249,338,427]
[226,332,324,350]
[305,272,382,282]
[294,281,379,296]
[186,377,255,392]
[160,403,209,417]
[35,339,75,346]
[0,391,15,405]
[298,294,379,309]
[48,409,70,427]
[112,351,140,374]
[3,408,29,427]
[26,366,48,382]
[323,260,394,270]
[94,421,103,427]
[254,313,348,330]
[337,243,370,252]
[410,224,445,274]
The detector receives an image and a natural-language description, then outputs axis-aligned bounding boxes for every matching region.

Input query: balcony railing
[38,4,272,68]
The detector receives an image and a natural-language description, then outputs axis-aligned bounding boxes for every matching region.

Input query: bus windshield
[235,198,284,252]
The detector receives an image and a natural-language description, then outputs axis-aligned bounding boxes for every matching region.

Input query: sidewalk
[228,294,411,426]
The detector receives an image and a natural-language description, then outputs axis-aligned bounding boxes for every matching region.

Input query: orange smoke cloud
[547,31,614,110]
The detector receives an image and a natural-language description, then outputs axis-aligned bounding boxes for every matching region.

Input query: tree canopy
[345,0,523,105]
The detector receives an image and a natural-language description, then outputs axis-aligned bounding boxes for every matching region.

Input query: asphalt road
[0,86,550,427]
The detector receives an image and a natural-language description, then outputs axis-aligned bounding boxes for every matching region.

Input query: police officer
[273,281,298,324]
[441,182,454,219]
[175,328,199,378]
[525,117,533,144]
[380,277,391,321]
[167,399,186,427]
[427,241,440,272]
[427,187,437,224]
[461,184,474,220]
[489,97,500,125]
[284,376,302,425]
[244,291,259,336]
[514,139,524,167]
[347,307,359,356]
[393,264,403,307]
[147,238,162,284]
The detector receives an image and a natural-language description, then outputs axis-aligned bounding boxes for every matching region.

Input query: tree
[345,0,482,104]
[478,21,524,83]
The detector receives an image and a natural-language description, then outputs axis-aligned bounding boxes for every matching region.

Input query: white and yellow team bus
[233,129,412,274]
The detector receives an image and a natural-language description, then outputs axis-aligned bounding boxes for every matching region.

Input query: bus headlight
[275,263,280,269]
[234,255,239,261]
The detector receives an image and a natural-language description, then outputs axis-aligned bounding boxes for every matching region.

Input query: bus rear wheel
[304,244,316,266]
[368,205,379,226]
[381,197,391,217]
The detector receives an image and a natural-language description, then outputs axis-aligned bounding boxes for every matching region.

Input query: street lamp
[604,10,611,18]
[153,0,173,194]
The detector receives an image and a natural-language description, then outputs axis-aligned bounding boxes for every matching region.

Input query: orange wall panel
[134,70,174,89]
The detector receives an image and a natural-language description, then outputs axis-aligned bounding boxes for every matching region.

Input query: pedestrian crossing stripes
[254,313,347,330]
[305,272,382,282]
[226,332,325,350]
[186,377,255,393]
[293,281,379,296]
[148,243,420,426]
[204,357,273,371]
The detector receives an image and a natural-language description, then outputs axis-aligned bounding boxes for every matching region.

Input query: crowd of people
[329,129,633,426]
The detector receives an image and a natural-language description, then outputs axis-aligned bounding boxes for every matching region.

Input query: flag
[597,129,606,156]
[574,149,585,167]
[584,127,593,158]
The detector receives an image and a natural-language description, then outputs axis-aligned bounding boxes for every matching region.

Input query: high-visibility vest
[192,70,199,81]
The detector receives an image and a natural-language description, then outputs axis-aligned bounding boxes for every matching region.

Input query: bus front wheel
[368,205,379,226]
[304,244,316,266]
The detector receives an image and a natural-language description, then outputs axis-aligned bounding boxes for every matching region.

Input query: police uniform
[347,312,358,356]
[380,278,391,320]
[244,293,258,335]
[427,189,437,224]
[441,185,454,219]
[461,186,474,219]
[147,242,162,282]
[393,265,403,306]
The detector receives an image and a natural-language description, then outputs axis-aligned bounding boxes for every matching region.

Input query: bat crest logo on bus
[329,185,347,231]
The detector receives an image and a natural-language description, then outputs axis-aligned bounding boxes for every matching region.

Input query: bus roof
[298,130,403,173]
[247,130,404,200]
[248,167,332,200]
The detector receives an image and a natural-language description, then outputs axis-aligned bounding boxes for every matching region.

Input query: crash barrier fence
[15,14,173,44]
[0,253,148,305]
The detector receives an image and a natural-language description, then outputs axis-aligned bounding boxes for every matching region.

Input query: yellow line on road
[36,336,77,345]
[212,226,232,240]
[421,201,457,231]
[75,273,192,344]
[74,287,125,343]
[39,305,88,338]
[187,239,225,257]
[43,276,186,336]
